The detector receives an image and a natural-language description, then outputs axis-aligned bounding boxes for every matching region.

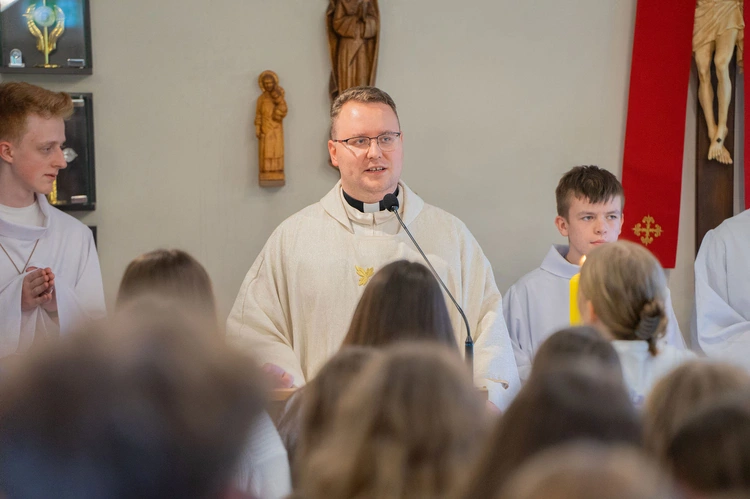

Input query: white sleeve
[503,284,533,383]
[226,235,305,386]
[694,229,750,367]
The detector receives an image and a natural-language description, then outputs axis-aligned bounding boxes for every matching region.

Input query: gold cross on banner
[633,215,663,246]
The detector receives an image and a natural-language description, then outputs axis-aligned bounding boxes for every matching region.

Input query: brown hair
[460,363,640,499]
[298,342,487,499]
[555,165,624,218]
[330,85,399,138]
[283,347,379,486]
[116,249,218,331]
[531,326,623,382]
[644,361,750,461]
[496,443,676,499]
[0,82,74,142]
[580,241,667,356]
[343,260,457,349]
[667,395,750,496]
[0,304,265,499]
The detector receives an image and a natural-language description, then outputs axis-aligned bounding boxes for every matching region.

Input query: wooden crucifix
[694,0,744,251]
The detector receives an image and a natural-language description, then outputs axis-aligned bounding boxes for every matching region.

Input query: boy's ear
[0,140,14,164]
[554,215,569,237]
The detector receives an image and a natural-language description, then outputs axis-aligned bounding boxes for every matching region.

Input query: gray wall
[2,0,729,339]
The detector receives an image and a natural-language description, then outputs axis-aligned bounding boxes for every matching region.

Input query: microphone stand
[387,205,474,374]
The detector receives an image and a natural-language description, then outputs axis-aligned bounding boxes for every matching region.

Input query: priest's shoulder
[418,202,470,235]
[265,201,330,238]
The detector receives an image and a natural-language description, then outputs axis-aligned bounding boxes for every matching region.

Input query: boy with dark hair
[503,166,684,381]
[0,82,105,356]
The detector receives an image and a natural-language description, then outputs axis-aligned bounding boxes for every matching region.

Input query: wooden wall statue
[693,0,743,250]
[255,70,287,187]
[326,0,380,101]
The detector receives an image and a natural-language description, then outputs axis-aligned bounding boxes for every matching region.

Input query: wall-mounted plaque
[48,93,96,211]
[0,0,92,74]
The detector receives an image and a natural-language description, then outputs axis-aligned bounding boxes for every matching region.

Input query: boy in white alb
[503,166,685,381]
[0,82,105,357]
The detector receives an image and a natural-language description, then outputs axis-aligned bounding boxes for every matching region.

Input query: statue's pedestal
[260,171,285,187]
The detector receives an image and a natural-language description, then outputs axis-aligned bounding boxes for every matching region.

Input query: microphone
[382,193,474,374]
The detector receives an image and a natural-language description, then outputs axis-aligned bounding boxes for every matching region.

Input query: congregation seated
[495,443,676,499]
[643,360,750,461]
[276,346,378,486]
[529,325,623,381]
[666,395,750,498]
[297,342,488,499]
[0,305,263,499]
[342,259,457,348]
[578,241,696,407]
[459,362,641,499]
[116,249,291,499]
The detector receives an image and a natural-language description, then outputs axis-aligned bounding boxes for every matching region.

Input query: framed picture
[0,0,92,74]
[48,93,96,211]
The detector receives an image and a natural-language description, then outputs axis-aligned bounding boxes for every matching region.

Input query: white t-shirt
[0,201,45,228]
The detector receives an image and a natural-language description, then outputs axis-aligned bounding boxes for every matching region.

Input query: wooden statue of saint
[326,0,380,101]
[255,70,288,187]
[693,0,744,164]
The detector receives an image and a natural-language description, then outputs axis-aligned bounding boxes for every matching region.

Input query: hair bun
[634,301,663,340]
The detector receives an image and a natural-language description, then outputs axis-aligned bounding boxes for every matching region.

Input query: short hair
[531,326,623,382]
[284,347,378,485]
[644,360,750,461]
[343,260,457,349]
[116,249,218,331]
[460,363,640,499]
[496,443,676,499]
[329,86,399,138]
[667,395,750,495]
[556,165,624,218]
[580,241,667,356]
[0,82,74,142]
[0,307,265,499]
[299,342,488,499]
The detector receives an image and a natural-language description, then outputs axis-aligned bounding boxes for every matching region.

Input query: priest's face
[0,114,67,204]
[328,101,403,203]
[555,195,623,265]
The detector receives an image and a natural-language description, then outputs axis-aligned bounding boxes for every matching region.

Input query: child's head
[554,166,624,264]
[116,249,217,330]
[461,363,640,498]
[291,347,379,484]
[530,326,623,382]
[667,395,750,497]
[343,260,456,348]
[579,241,667,356]
[299,342,487,499]
[644,360,750,461]
[496,443,676,499]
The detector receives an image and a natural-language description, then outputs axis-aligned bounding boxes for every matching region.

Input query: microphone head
[382,193,399,212]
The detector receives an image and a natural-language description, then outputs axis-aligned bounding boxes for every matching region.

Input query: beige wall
[2,0,724,339]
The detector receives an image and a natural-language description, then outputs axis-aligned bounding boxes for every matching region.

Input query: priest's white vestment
[504,244,686,381]
[0,195,105,357]
[694,209,750,368]
[227,181,521,408]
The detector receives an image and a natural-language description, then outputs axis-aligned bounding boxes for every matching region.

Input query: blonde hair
[580,241,667,356]
[0,82,73,142]
[643,360,750,461]
[298,342,487,499]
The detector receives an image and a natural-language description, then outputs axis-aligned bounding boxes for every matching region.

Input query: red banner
[620,0,696,268]
[745,1,750,209]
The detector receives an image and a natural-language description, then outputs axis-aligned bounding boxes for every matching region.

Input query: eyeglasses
[332,132,402,152]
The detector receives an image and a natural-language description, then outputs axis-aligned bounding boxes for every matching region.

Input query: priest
[0,82,105,357]
[694,208,750,368]
[227,86,520,408]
